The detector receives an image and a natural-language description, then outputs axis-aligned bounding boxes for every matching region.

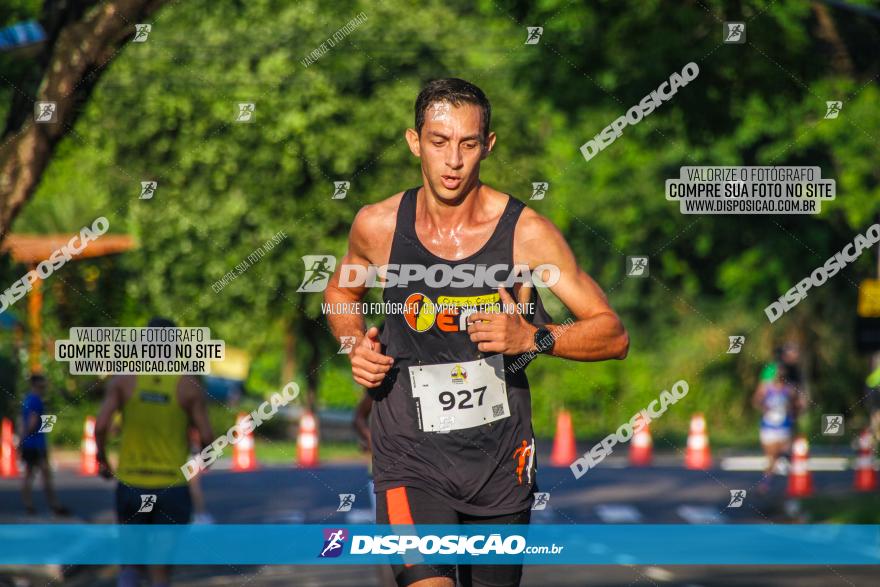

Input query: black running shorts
[376,485,531,587]
[115,483,192,525]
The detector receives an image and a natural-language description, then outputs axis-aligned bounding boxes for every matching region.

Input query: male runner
[324,78,628,587]
[19,374,69,516]
[94,317,214,587]
[752,362,803,493]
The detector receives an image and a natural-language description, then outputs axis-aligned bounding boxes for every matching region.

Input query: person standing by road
[20,374,69,516]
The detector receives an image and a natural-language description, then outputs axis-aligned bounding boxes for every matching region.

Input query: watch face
[536,328,553,352]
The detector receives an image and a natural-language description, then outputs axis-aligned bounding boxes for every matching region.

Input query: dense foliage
[2,0,878,444]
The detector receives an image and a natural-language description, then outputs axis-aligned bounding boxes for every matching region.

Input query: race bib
[765,407,787,426]
[764,394,788,426]
[408,354,510,433]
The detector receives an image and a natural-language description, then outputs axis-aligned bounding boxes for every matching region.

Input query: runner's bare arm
[24,409,39,437]
[95,375,125,477]
[324,199,396,387]
[751,382,767,410]
[793,387,808,415]
[324,204,379,342]
[514,211,628,361]
[179,375,214,449]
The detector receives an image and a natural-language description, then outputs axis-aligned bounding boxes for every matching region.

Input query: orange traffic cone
[80,416,99,476]
[854,429,877,492]
[550,410,577,466]
[630,416,653,466]
[685,413,712,470]
[1,417,19,478]
[297,411,319,467]
[786,436,814,497]
[232,413,256,471]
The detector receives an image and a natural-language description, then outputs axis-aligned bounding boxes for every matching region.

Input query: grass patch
[253,440,365,463]
[802,493,880,524]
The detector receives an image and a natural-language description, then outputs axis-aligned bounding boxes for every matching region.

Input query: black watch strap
[534,327,554,354]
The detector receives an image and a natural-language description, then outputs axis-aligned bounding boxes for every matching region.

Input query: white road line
[344,509,374,524]
[720,456,848,471]
[595,504,642,523]
[676,505,725,524]
[278,510,306,523]
[644,566,675,582]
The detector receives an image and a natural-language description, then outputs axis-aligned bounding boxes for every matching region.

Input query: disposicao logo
[319,529,348,558]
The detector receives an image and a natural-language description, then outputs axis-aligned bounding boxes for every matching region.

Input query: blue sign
[0,524,878,565]
[0,20,46,52]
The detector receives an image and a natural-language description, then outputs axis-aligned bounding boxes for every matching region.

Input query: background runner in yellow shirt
[95,317,214,587]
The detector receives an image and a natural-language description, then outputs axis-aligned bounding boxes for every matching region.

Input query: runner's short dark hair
[414,78,491,142]
[29,374,46,385]
[775,361,789,381]
[147,316,177,328]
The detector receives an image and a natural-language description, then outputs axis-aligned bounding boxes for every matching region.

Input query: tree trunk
[305,347,320,414]
[282,315,297,385]
[0,0,168,241]
[812,1,855,77]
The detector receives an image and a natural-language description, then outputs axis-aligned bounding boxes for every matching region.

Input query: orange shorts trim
[386,486,415,525]
[386,486,415,567]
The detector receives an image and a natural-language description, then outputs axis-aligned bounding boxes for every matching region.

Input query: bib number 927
[439,386,487,411]
[408,355,510,432]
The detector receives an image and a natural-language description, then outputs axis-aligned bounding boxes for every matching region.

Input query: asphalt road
[0,457,877,586]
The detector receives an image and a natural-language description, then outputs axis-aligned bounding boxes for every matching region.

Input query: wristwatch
[534,327,554,354]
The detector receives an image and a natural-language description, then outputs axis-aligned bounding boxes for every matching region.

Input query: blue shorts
[20,446,48,468]
[116,483,192,525]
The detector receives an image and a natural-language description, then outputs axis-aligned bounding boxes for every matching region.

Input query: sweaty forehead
[423,101,483,135]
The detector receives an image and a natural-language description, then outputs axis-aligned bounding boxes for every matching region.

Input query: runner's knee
[406,577,454,587]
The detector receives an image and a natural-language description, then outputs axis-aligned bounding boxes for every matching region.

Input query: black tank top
[371,186,553,515]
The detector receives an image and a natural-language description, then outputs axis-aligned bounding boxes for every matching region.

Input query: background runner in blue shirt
[20,374,69,516]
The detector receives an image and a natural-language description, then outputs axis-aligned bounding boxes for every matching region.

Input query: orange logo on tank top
[512,439,534,485]
[402,292,436,332]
